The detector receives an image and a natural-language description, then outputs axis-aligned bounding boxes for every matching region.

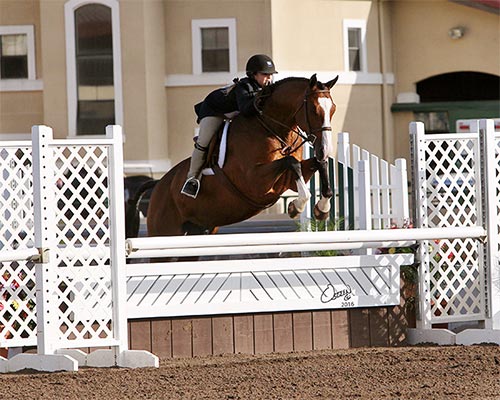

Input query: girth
[212,164,276,211]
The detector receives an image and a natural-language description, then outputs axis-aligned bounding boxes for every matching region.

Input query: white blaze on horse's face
[318,97,334,161]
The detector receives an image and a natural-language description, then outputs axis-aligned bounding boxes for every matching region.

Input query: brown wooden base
[128,303,414,359]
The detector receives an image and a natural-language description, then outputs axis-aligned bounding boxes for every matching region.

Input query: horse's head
[297,74,338,162]
[256,75,338,161]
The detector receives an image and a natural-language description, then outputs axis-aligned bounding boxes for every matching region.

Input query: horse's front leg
[313,160,333,221]
[289,158,332,220]
[287,159,311,218]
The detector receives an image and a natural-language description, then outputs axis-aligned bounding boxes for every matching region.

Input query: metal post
[106,125,129,354]
[32,125,58,355]
[480,119,499,329]
[410,121,432,329]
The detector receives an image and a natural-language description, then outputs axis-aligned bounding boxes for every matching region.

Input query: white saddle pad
[201,120,230,176]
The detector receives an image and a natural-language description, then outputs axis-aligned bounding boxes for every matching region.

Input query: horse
[126,74,338,238]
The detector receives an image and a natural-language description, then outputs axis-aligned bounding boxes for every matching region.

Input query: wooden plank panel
[273,313,293,353]
[369,307,389,347]
[212,316,234,355]
[172,319,192,358]
[331,310,350,349]
[129,320,151,352]
[151,319,172,358]
[234,315,254,355]
[292,311,313,352]
[192,317,212,357]
[312,311,332,350]
[349,308,370,348]
[254,313,274,354]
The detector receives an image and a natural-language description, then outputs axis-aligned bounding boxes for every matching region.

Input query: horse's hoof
[313,205,329,221]
[288,202,300,219]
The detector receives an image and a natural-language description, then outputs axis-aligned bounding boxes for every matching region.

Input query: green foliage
[296,217,346,257]
[296,217,344,233]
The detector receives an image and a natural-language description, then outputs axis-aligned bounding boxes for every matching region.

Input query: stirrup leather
[181,177,200,199]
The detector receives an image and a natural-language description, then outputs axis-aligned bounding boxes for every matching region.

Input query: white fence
[335,132,409,230]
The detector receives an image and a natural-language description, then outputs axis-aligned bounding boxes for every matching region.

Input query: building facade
[0,0,498,175]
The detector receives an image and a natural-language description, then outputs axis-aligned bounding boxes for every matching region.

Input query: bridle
[255,88,332,156]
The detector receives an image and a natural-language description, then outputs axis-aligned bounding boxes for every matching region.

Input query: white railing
[333,132,408,230]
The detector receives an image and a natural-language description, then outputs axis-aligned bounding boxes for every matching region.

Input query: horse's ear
[325,75,339,89]
[309,74,318,88]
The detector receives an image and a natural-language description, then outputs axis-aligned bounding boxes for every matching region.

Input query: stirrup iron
[181,177,200,199]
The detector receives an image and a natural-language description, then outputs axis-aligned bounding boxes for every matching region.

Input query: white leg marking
[296,176,311,201]
[293,176,311,213]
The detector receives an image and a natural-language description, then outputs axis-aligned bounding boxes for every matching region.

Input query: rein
[255,89,331,156]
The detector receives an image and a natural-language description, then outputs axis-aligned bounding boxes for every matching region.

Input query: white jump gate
[0,126,158,372]
[409,119,500,344]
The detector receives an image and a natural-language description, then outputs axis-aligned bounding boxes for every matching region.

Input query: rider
[181,54,278,198]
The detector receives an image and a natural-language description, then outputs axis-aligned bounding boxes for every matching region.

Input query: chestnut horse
[126,74,338,237]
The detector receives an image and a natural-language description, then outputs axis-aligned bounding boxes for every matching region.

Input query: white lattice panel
[0,144,37,347]
[412,129,485,323]
[126,254,413,318]
[1,128,127,353]
[50,143,115,346]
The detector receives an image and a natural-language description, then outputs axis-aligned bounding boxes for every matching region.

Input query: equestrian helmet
[246,54,277,75]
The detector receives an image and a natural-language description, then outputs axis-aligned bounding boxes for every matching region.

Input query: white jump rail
[125,227,486,259]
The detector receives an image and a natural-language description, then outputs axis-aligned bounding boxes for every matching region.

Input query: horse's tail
[125,179,158,238]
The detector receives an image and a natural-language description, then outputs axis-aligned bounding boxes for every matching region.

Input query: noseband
[255,89,332,155]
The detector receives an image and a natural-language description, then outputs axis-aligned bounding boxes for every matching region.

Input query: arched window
[417,71,500,102]
[65,0,122,136]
